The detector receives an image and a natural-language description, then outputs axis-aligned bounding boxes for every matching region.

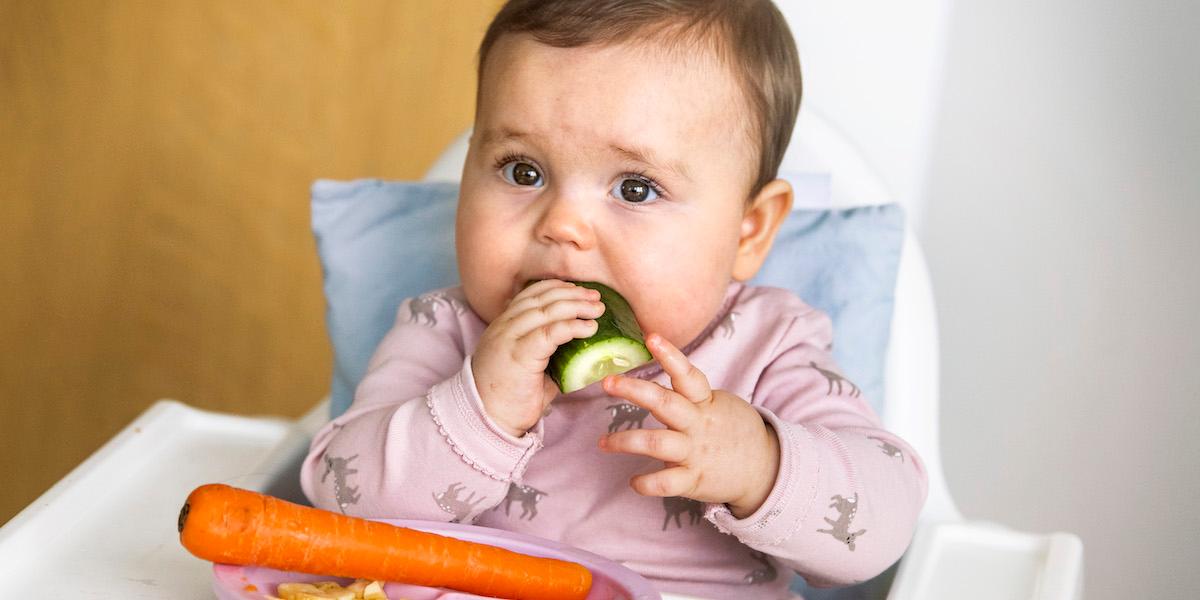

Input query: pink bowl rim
[210,518,661,599]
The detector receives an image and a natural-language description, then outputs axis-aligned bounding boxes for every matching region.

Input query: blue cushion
[750,203,905,412]
[312,177,903,418]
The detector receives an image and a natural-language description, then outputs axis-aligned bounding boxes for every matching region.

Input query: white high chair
[0,1,1082,598]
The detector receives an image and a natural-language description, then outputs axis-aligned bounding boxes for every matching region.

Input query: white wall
[921,0,1200,598]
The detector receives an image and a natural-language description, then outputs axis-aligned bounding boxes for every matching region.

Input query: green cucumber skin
[546,282,648,391]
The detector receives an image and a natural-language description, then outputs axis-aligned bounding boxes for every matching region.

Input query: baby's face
[457,35,757,349]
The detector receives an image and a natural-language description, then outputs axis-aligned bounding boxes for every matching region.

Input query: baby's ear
[732,179,793,281]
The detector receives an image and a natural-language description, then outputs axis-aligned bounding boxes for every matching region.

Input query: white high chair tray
[0,401,701,599]
[889,521,1084,600]
[0,400,293,598]
[0,400,1081,600]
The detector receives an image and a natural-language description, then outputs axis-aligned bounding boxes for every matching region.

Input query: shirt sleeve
[300,291,544,523]
[705,307,929,587]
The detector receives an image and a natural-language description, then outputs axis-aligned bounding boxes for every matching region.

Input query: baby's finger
[602,374,697,431]
[629,465,698,499]
[505,297,605,338]
[600,428,691,463]
[507,278,571,306]
[646,334,712,403]
[513,318,599,364]
[506,281,599,315]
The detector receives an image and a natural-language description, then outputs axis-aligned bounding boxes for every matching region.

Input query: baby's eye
[611,177,660,204]
[500,160,544,187]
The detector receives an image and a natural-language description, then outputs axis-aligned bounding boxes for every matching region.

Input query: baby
[302,1,927,598]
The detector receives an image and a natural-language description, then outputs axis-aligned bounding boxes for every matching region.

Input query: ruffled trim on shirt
[424,358,545,482]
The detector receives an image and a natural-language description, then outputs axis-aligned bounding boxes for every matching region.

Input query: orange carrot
[178,484,592,600]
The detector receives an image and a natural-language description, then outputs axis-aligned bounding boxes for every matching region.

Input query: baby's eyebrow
[610,143,693,182]
[478,127,529,147]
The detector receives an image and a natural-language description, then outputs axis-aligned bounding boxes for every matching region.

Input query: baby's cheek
[457,230,515,323]
[640,280,730,348]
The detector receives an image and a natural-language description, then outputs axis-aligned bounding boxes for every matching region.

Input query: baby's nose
[534,190,596,251]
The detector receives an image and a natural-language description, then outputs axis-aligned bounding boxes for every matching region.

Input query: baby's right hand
[472,279,605,437]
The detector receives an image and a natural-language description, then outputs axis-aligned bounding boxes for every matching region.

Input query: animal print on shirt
[494,482,547,520]
[817,493,867,551]
[662,496,703,530]
[808,362,862,398]
[433,482,486,523]
[320,453,360,514]
[607,403,648,433]
[868,436,904,462]
[408,290,467,327]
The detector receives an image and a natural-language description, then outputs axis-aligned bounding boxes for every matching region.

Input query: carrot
[178,484,592,600]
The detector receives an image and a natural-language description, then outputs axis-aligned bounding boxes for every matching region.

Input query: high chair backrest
[424,0,960,526]
[773,0,952,221]
[772,0,960,524]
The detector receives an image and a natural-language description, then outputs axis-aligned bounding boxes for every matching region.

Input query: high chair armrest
[888,520,1084,600]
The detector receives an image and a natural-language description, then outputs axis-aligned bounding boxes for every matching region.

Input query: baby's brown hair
[477,0,802,197]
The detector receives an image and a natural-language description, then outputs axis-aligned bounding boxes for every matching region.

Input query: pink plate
[211,519,660,600]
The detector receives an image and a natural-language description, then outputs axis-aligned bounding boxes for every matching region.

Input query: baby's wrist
[727,421,781,519]
[478,388,530,439]
[469,357,528,438]
[480,394,525,438]
[481,396,530,438]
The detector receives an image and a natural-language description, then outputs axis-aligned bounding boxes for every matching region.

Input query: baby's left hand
[600,334,780,519]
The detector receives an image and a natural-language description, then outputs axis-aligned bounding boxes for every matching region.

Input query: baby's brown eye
[500,159,544,187]
[617,178,655,203]
[509,162,542,186]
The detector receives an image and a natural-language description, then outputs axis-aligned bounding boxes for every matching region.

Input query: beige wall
[0,0,501,525]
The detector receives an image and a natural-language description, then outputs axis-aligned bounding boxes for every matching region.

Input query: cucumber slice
[545,281,652,393]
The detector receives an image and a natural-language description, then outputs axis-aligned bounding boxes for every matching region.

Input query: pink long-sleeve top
[301,282,927,599]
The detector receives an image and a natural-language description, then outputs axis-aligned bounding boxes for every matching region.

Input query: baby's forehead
[485,31,736,89]
[477,34,757,176]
